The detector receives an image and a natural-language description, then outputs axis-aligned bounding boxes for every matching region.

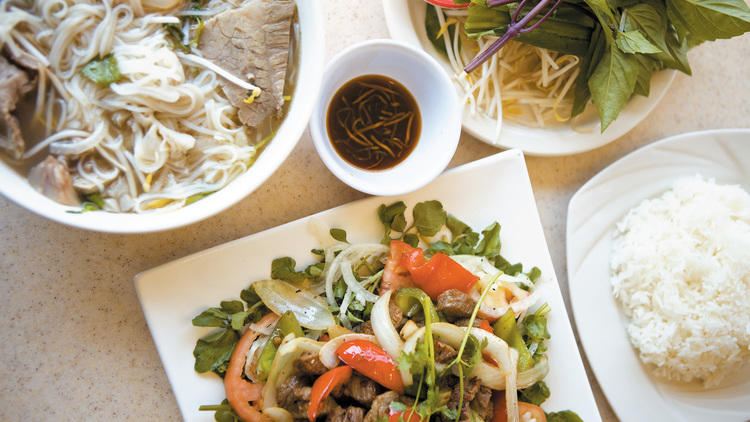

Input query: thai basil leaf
[588,44,638,131]
[425,4,454,57]
[615,30,661,54]
[665,0,750,43]
[572,25,606,117]
[632,53,661,97]
[624,3,692,74]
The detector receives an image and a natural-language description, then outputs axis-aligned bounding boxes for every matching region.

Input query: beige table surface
[1,1,749,421]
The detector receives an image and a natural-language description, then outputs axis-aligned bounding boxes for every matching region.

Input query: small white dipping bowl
[310,39,461,196]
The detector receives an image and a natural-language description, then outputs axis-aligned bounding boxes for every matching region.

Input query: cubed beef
[435,340,458,364]
[437,289,476,320]
[334,374,379,405]
[327,406,365,422]
[354,321,374,335]
[295,352,328,376]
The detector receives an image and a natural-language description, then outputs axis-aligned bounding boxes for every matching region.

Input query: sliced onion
[324,244,387,307]
[451,255,540,320]
[456,356,549,390]
[261,336,323,409]
[401,321,531,401]
[471,288,541,320]
[371,290,404,362]
[400,320,419,339]
[400,325,426,386]
[505,348,519,422]
[318,333,378,369]
[322,242,349,303]
[263,407,293,422]
[253,279,335,330]
[244,334,269,382]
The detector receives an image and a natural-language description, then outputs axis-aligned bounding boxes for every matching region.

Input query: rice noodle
[0,0,285,212]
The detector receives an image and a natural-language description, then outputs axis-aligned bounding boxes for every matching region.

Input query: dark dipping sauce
[326,74,421,170]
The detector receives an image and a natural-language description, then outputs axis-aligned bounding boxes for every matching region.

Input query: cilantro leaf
[192,307,230,328]
[220,300,244,314]
[475,222,502,258]
[446,214,479,255]
[193,329,238,375]
[270,257,306,284]
[330,228,348,242]
[412,200,446,236]
[378,201,407,240]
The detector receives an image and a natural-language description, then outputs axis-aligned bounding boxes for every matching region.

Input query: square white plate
[567,129,750,422]
[136,149,601,422]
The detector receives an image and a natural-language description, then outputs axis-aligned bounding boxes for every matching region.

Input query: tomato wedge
[225,313,278,422]
[381,240,416,293]
[308,366,353,421]
[397,243,478,299]
[493,393,547,422]
[425,0,468,8]
[336,340,404,393]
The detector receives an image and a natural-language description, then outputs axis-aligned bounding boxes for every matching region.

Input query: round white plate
[566,129,750,421]
[382,0,676,156]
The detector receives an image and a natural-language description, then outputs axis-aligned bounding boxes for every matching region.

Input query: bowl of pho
[0,0,324,232]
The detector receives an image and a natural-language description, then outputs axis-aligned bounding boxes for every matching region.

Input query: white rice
[610,175,750,387]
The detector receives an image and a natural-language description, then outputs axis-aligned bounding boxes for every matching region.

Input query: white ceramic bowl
[310,39,461,196]
[0,1,325,233]
[382,0,676,156]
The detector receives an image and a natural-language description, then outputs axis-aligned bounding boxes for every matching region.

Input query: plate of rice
[566,129,750,421]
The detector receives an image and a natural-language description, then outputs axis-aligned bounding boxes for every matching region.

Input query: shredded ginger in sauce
[326,74,420,170]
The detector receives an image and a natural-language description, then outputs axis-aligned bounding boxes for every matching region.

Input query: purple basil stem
[463,0,563,73]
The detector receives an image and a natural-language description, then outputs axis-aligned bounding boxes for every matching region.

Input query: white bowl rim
[309,38,462,196]
[0,1,326,233]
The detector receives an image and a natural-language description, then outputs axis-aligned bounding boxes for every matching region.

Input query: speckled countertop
[1,1,749,421]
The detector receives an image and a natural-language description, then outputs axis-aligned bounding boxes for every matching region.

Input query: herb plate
[567,129,750,422]
[382,0,676,156]
[135,149,601,421]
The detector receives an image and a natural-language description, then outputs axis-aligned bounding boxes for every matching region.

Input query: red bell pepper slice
[336,340,404,393]
[396,242,479,299]
[308,366,353,421]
